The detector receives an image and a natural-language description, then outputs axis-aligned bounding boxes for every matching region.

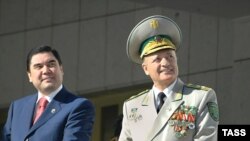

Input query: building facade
[1,0,250,140]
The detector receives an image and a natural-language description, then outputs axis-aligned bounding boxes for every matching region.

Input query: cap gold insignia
[150,19,159,29]
[174,93,182,100]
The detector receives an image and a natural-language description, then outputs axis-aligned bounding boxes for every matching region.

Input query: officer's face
[142,49,178,88]
[27,52,64,95]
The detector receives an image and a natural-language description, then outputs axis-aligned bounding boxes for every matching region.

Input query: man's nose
[161,57,170,65]
[42,65,51,73]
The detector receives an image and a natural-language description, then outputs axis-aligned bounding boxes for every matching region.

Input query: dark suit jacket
[2,87,95,141]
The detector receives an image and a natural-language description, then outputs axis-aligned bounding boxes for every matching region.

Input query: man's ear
[27,72,32,82]
[142,63,149,75]
[60,65,64,75]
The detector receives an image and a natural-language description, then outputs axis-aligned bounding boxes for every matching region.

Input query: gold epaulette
[126,89,149,102]
[185,83,211,91]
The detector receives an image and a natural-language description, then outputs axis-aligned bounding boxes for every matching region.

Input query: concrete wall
[0,0,250,126]
[230,16,250,124]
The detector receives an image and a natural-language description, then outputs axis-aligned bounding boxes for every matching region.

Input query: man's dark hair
[26,45,62,72]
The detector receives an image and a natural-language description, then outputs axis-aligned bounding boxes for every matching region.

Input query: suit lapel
[26,88,66,136]
[20,95,37,134]
[28,99,61,133]
[147,79,185,141]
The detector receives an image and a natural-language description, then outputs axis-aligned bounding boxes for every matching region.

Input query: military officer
[118,15,219,141]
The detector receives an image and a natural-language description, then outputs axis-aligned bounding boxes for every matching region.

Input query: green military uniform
[119,15,219,141]
[119,79,219,141]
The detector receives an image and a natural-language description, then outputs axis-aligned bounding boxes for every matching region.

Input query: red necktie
[33,97,48,124]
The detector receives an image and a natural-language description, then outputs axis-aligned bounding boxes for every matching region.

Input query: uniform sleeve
[194,89,219,141]
[118,102,132,141]
[62,99,95,141]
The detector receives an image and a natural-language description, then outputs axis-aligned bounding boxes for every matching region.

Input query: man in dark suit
[2,46,95,141]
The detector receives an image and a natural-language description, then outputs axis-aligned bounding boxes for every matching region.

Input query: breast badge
[128,108,142,122]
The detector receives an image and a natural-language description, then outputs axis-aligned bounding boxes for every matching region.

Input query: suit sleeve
[2,103,13,141]
[194,89,219,141]
[62,99,95,141]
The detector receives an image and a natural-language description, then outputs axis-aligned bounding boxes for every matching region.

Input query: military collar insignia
[173,92,183,101]
[168,105,198,138]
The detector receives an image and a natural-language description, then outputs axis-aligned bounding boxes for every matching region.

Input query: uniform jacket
[2,87,95,141]
[119,78,219,141]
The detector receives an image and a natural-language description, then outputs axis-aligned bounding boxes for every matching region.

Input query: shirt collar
[153,79,177,99]
[37,85,63,103]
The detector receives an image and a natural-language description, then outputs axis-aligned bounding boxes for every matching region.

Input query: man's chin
[161,73,176,78]
[42,85,57,93]
[161,76,176,82]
